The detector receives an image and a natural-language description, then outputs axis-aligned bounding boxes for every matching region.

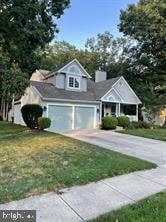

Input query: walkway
[0,167,165,222]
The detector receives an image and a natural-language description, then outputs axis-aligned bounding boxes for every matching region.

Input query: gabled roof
[45,59,91,79]
[94,76,121,99]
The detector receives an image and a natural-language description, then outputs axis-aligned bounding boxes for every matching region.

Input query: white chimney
[95,70,107,82]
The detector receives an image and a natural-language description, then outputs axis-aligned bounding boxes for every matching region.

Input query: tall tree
[0,0,70,74]
[119,0,166,106]
[85,31,128,78]
[0,0,70,119]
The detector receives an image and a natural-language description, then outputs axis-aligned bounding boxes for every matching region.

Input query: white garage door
[48,105,73,131]
[48,104,95,131]
[75,106,95,129]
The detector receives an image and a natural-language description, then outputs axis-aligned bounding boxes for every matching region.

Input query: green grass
[120,128,166,141]
[90,192,166,222]
[0,121,156,203]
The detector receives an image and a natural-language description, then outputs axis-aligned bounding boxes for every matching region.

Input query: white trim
[101,88,123,103]
[67,75,81,90]
[101,100,140,105]
[58,59,92,78]
[43,97,100,104]
[72,106,75,129]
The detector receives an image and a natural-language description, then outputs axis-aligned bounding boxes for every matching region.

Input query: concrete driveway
[62,129,166,166]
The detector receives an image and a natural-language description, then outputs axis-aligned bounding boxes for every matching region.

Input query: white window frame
[67,75,81,89]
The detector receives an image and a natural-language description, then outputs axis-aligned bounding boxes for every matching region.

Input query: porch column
[118,103,120,116]
[136,104,138,121]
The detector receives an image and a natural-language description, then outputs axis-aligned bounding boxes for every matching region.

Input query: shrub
[117,116,130,128]
[21,104,43,129]
[129,121,151,129]
[131,121,142,129]
[141,121,151,129]
[38,117,51,130]
[102,116,118,130]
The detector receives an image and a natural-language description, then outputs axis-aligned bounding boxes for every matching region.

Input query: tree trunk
[2,99,6,120]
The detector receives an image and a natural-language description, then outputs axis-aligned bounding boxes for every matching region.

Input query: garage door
[75,106,95,129]
[48,105,73,130]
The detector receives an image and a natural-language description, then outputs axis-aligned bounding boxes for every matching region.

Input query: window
[68,76,80,89]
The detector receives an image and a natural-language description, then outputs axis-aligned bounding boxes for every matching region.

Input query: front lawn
[120,128,166,141]
[90,192,166,222]
[0,121,156,203]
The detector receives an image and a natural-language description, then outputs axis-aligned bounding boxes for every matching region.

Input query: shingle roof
[94,76,121,99]
[31,81,97,102]
[31,76,121,102]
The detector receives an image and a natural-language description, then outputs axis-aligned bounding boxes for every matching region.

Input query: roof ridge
[95,76,122,85]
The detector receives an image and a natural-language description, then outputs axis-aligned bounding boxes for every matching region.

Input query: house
[14,59,141,131]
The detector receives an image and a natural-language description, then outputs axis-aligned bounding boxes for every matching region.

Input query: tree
[0,0,70,119]
[0,0,70,74]
[119,0,166,103]
[38,40,100,78]
[85,31,128,79]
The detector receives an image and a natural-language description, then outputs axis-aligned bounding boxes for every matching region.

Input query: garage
[74,106,95,129]
[48,105,73,131]
[47,104,96,131]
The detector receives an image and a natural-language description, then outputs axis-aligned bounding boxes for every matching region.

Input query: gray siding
[82,78,87,91]
[114,79,140,104]
[56,73,65,89]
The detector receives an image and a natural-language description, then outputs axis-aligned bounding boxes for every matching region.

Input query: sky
[55,0,139,49]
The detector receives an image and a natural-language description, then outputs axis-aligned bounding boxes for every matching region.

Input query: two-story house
[14,59,141,131]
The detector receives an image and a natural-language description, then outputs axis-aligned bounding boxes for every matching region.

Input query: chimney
[95,70,107,82]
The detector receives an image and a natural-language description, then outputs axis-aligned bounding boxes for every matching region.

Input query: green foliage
[38,117,51,130]
[129,121,151,129]
[0,0,70,74]
[38,33,128,80]
[119,0,166,108]
[102,116,118,130]
[117,116,130,128]
[21,104,43,129]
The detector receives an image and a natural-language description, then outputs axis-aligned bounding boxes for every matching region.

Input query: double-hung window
[68,76,80,89]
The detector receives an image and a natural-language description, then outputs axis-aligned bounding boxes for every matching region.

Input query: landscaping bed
[0,121,156,203]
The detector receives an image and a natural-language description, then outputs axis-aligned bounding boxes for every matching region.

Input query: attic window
[68,76,80,89]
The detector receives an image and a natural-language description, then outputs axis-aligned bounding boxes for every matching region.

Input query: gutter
[42,97,101,104]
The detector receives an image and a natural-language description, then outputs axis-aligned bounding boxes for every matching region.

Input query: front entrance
[102,102,117,117]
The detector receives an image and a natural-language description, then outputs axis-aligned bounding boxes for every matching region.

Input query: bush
[129,121,151,129]
[38,117,51,130]
[141,121,151,129]
[117,116,130,128]
[102,116,118,130]
[21,104,43,129]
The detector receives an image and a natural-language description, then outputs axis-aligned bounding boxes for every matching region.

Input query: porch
[102,102,138,122]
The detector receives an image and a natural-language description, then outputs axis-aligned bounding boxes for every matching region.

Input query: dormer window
[68,76,80,89]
